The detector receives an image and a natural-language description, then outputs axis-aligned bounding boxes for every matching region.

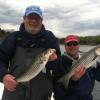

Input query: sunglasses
[27,14,41,20]
[66,42,79,46]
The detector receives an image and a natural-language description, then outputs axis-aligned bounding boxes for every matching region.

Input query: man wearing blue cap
[0,5,61,100]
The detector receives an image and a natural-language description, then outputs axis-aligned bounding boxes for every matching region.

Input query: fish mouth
[49,48,56,53]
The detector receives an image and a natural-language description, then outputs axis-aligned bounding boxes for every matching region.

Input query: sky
[0,0,100,38]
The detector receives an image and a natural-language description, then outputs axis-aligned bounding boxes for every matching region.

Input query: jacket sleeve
[94,61,100,82]
[45,31,63,81]
[0,33,16,82]
[45,31,61,69]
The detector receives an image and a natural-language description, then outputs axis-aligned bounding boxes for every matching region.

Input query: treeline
[78,36,100,45]
[0,28,11,43]
[0,28,7,37]
[59,35,100,45]
[0,28,100,45]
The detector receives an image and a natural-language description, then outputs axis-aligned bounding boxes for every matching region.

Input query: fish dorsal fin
[95,48,100,56]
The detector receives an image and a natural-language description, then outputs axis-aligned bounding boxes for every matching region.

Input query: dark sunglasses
[66,42,79,46]
[27,13,41,20]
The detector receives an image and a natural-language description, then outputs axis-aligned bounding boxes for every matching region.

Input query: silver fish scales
[58,45,100,88]
[15,48,55,83]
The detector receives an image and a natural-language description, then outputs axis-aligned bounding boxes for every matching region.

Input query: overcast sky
[0,0,100,38]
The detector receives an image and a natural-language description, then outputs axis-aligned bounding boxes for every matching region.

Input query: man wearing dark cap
[0,5,61,100]
[53,35,100,100]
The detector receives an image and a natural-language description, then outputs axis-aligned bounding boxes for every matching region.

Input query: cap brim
[65,39,79,43]
[25,11,42,18]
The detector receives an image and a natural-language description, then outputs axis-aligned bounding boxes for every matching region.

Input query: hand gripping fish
[15,48,56,83]
[58,45,100,88]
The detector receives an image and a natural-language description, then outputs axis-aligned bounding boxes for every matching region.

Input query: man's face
[65,41,79,56]
[23,13,42,34]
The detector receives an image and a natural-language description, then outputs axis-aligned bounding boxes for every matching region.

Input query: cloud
[0,2,22,25]
[0,0,100,38]
[45,2,100,37]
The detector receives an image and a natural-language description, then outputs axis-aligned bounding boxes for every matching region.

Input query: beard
[25,25,42,35]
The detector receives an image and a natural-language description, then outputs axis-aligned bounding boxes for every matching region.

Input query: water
[0,45,100,100]
[0,83,3,99]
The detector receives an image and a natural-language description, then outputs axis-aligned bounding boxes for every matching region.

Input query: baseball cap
[65,35,79,43]
[24,5,43,19]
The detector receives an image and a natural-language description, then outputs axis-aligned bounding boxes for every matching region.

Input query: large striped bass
[15,48,56,83]
[58,45,100,88]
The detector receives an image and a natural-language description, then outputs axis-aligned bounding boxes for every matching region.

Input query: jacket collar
[63,52,81,60]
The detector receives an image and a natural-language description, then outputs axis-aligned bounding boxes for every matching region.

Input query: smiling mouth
[29,24,39,27]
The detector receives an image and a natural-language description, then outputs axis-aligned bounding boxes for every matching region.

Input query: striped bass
[58,44,100,88]
[15,48,56,83]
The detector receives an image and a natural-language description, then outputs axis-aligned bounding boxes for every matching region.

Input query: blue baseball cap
[24,5,43,19]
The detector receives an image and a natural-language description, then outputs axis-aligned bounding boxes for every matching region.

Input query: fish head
[47,48,56,56]
[42,48,56,61]
[95,48,100,56]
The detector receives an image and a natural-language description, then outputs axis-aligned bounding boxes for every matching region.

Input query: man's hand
[3,74,18,92]
[71,65,86,81]
[49,52,58,61]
